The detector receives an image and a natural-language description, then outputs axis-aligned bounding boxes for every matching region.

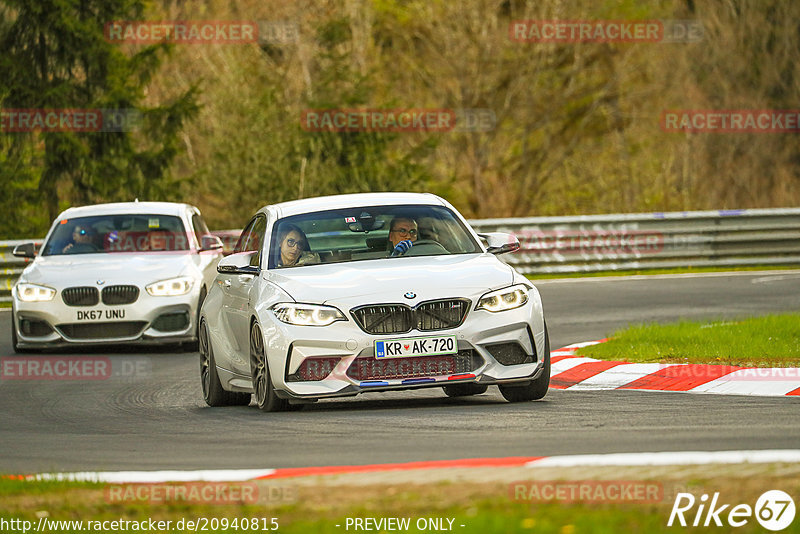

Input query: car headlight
[15,283,56,302]
[272,303,346,327]
[145,276,194,297]
[476,284,529,312]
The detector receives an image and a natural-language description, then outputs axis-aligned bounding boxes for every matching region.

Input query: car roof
[263,192,448,218]
[56,201,195,220]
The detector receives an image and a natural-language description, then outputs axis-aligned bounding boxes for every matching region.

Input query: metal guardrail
[469,207,800,274]
[2,208,799,302]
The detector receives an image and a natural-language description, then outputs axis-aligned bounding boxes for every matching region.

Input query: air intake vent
[346,349,482,381]
[151,312,190,332]
[486,342,534,365]
[57,321,147,340]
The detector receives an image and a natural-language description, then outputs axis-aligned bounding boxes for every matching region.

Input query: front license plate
[375,335,457,359]
[76,309,126,321]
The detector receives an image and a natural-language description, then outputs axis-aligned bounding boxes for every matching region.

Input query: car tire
[200,320,250,407]
[442,383,488,397]
[250,321,290,412]
[499,323,551,403]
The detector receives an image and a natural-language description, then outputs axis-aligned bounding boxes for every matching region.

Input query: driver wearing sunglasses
[276,224,320,267]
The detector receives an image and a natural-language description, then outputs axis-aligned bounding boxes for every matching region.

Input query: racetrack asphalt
[0,270,798,473]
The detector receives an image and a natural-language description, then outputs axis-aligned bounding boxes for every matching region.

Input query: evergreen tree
[0,0,198,237]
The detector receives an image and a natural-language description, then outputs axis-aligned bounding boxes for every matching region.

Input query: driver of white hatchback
[62,225,97,253]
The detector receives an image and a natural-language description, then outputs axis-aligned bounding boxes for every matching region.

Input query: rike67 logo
[668,490,795,531]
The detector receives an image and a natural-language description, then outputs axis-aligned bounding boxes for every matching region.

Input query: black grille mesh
[61,287,99,307]
[415,300,470,331]
[352,305,413,334]
[101,285,139,305]
[351,299,469,335]
[57,321,147,340]
[346,349,481,381]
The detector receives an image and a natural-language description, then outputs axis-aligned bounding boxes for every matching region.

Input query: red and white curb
[550,341,800,397]
[10,450,800,483]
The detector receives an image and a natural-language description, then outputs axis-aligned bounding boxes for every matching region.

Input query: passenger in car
[146,228,171,251]
[276,224,320,267]
[417,217,440,241]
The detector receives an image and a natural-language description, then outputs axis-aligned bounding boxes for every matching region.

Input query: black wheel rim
[199,323,211,398]
[251,323,267,407]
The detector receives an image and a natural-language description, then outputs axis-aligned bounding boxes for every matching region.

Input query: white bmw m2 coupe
[200,193,550,411]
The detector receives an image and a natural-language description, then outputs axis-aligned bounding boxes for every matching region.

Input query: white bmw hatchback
[11,202,223,352]
[200,192,550,411]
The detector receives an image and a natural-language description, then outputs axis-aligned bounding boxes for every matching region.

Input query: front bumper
[255,302,546,399]
[12,287,200,348]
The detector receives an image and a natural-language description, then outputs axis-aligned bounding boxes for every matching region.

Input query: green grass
[0,478,800,534]
[526,264,800,280]
[576,313,800,366]
[3,477,800,534]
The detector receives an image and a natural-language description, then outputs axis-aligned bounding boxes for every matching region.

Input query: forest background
[1,0,797,237]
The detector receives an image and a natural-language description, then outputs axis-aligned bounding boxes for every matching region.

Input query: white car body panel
[201,192,548,402]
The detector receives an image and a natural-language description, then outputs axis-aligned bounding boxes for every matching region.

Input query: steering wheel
[66,243,99,254]
[402,239,449,256]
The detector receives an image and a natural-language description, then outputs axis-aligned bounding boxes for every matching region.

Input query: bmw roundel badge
[404,291,416,299]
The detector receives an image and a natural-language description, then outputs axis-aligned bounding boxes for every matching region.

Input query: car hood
[21,253,197,288]
[265,254,515,306]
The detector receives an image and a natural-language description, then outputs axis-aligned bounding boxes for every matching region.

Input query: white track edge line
[526,450,800,468]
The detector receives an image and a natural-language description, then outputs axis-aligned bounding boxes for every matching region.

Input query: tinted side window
[244,216,266,253]
[233,218,257,254]
[244,216,267,267]
[191,213,212,247]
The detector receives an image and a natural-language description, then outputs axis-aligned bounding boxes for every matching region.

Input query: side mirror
[12,242,36,259]
[217,251,259,275]
[478,232,520,255]
[200,234,224,252]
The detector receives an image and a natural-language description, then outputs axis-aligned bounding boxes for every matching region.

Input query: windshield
[41,214,190,256]
[269,204,481,269]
